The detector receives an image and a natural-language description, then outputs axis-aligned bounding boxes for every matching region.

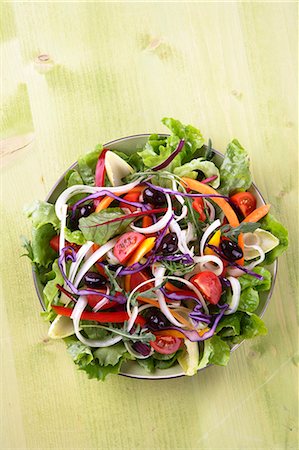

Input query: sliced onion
[92,287,110,312]
[70,296,122,347]
[167,276,209,314]
[171,178,188,222]
[224,277,241,315]
[245,245,265,269]
[73,238,117,288]
[68,241,94,283]
[187,255,224,278]
[170,219,193,257]
[226,266,245,278]
[55,179,142,220]
[106,249,120,265]
[130,194,173,234]
[204,200,215,222]
[127,306,139,332]
[200,219,221,256]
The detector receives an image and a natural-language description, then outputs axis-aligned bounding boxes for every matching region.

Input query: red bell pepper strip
[52,305,146,326]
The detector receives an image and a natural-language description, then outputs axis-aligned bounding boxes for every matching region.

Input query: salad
[23,118,288,380]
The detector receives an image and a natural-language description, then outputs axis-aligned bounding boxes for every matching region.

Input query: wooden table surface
[1,2,298,449]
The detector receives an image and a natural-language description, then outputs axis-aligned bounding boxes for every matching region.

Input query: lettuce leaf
[136,356,155,373]
[198,335,230,369]
[216,313,241,337]
[64,228,86,245]
[24,200,60,230]
[79,207,134,245]
[65,169,84,186]
[31,224,57,267]
[43,259,64,307]
[238,267,272,292]
[230,313,267,344]
[173,159,220,188]
[94,343,129,367]
[259,214,289,265]
[79,360,123,381]
[238,287,259,313]
[65,337,93,366]
[137,118,204,171]
[219,139,252,195]
[77,145,103,185]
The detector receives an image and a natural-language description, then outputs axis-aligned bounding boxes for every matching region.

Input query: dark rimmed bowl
[33,134,277,379]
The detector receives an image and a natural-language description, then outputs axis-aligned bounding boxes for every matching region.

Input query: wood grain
[1,2,298,449]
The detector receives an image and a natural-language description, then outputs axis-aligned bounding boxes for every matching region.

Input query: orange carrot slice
[242,204,271,223]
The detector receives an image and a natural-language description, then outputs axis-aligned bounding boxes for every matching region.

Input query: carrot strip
[164,282,186,293]
[95,196,114,212]
[181,177,240,227]
[142,216,153,228]
[242,204,271,223]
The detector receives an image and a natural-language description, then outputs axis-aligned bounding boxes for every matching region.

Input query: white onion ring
[171,178,188,222]
[92,287,110,312]
[204,199,215,222]
[55,178,142,220]
[73,238,117,288]
[245,245,265,269]
[68,241,94,283]
[71,296,122,347]
[224,277,241,315]
[59,205,68,274]
[193,255,224,276]
[124,341,154,359]
[170,219,193,256]
[200,219,221,256]
[130,194,173,234]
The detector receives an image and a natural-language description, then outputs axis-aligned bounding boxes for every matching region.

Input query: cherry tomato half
[230,192,256,218]
[192,198,207,222]
[150,335,182,354]
[120,192,141,213]
[190,271,222,305]
[113,232,146,264]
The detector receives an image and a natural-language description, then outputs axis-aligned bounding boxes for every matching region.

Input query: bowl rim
[32,133,277,380]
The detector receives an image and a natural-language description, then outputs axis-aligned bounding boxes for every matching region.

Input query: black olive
[83,271,107,288]
[143,187,166,206]
[67,203,94,231]
[220,240,243,261]
[145,308,168,330]
[157,233,178,255]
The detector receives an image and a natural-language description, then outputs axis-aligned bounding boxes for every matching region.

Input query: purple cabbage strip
[58,247,126,304]
[160,304,228,342]
[132,342,152,356]
[207,244,264,280]
[118,259,152,276]
[144,182,229,200]
[154,214,174,250]
[72,190,146,215]
[152,139,185,171]
[160,288,199,303]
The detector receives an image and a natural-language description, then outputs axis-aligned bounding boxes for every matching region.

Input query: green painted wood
[1,2,298,449]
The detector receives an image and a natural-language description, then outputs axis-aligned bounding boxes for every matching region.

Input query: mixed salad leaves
[22,118,288,380]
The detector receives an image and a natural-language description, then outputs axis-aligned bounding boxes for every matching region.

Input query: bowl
[33,134,277,379]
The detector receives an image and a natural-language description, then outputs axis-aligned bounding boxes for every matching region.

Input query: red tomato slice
[150,335,182,354]
[192,198,207,221]
[113,232,146,264]
[190,271,222,305]
[130,270,154,293]
[120,192,141,213]
[230,192,256,218]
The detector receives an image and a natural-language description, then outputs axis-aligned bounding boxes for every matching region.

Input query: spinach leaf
[238,287,259,313]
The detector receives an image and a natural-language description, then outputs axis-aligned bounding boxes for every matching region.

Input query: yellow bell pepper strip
[124,237,156,291]
[95,196,114,212]
[204,230,221,256]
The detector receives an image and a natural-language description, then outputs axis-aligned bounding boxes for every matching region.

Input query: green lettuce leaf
[24,200,60,230]
[238,287,259,313]
[113,150,145,172]
[31,224,57,267]
[219,139,252,195]
[77,145,103,185]
[154,351,181,370]
[64,337,93,366]
[259,214,289,265]
[230,313,267,344]
[94,343,129,367]
[136,356,155,373]
[174,159,220,188]
[216,313,241,337]
[79,207,133,245]
[137,118,204,171]
[65,169,84,186]
[79,360,123,381]
[238,267,272,292]
[64,228,87,245]
[198,335,230,369]
[43,259,64,308]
